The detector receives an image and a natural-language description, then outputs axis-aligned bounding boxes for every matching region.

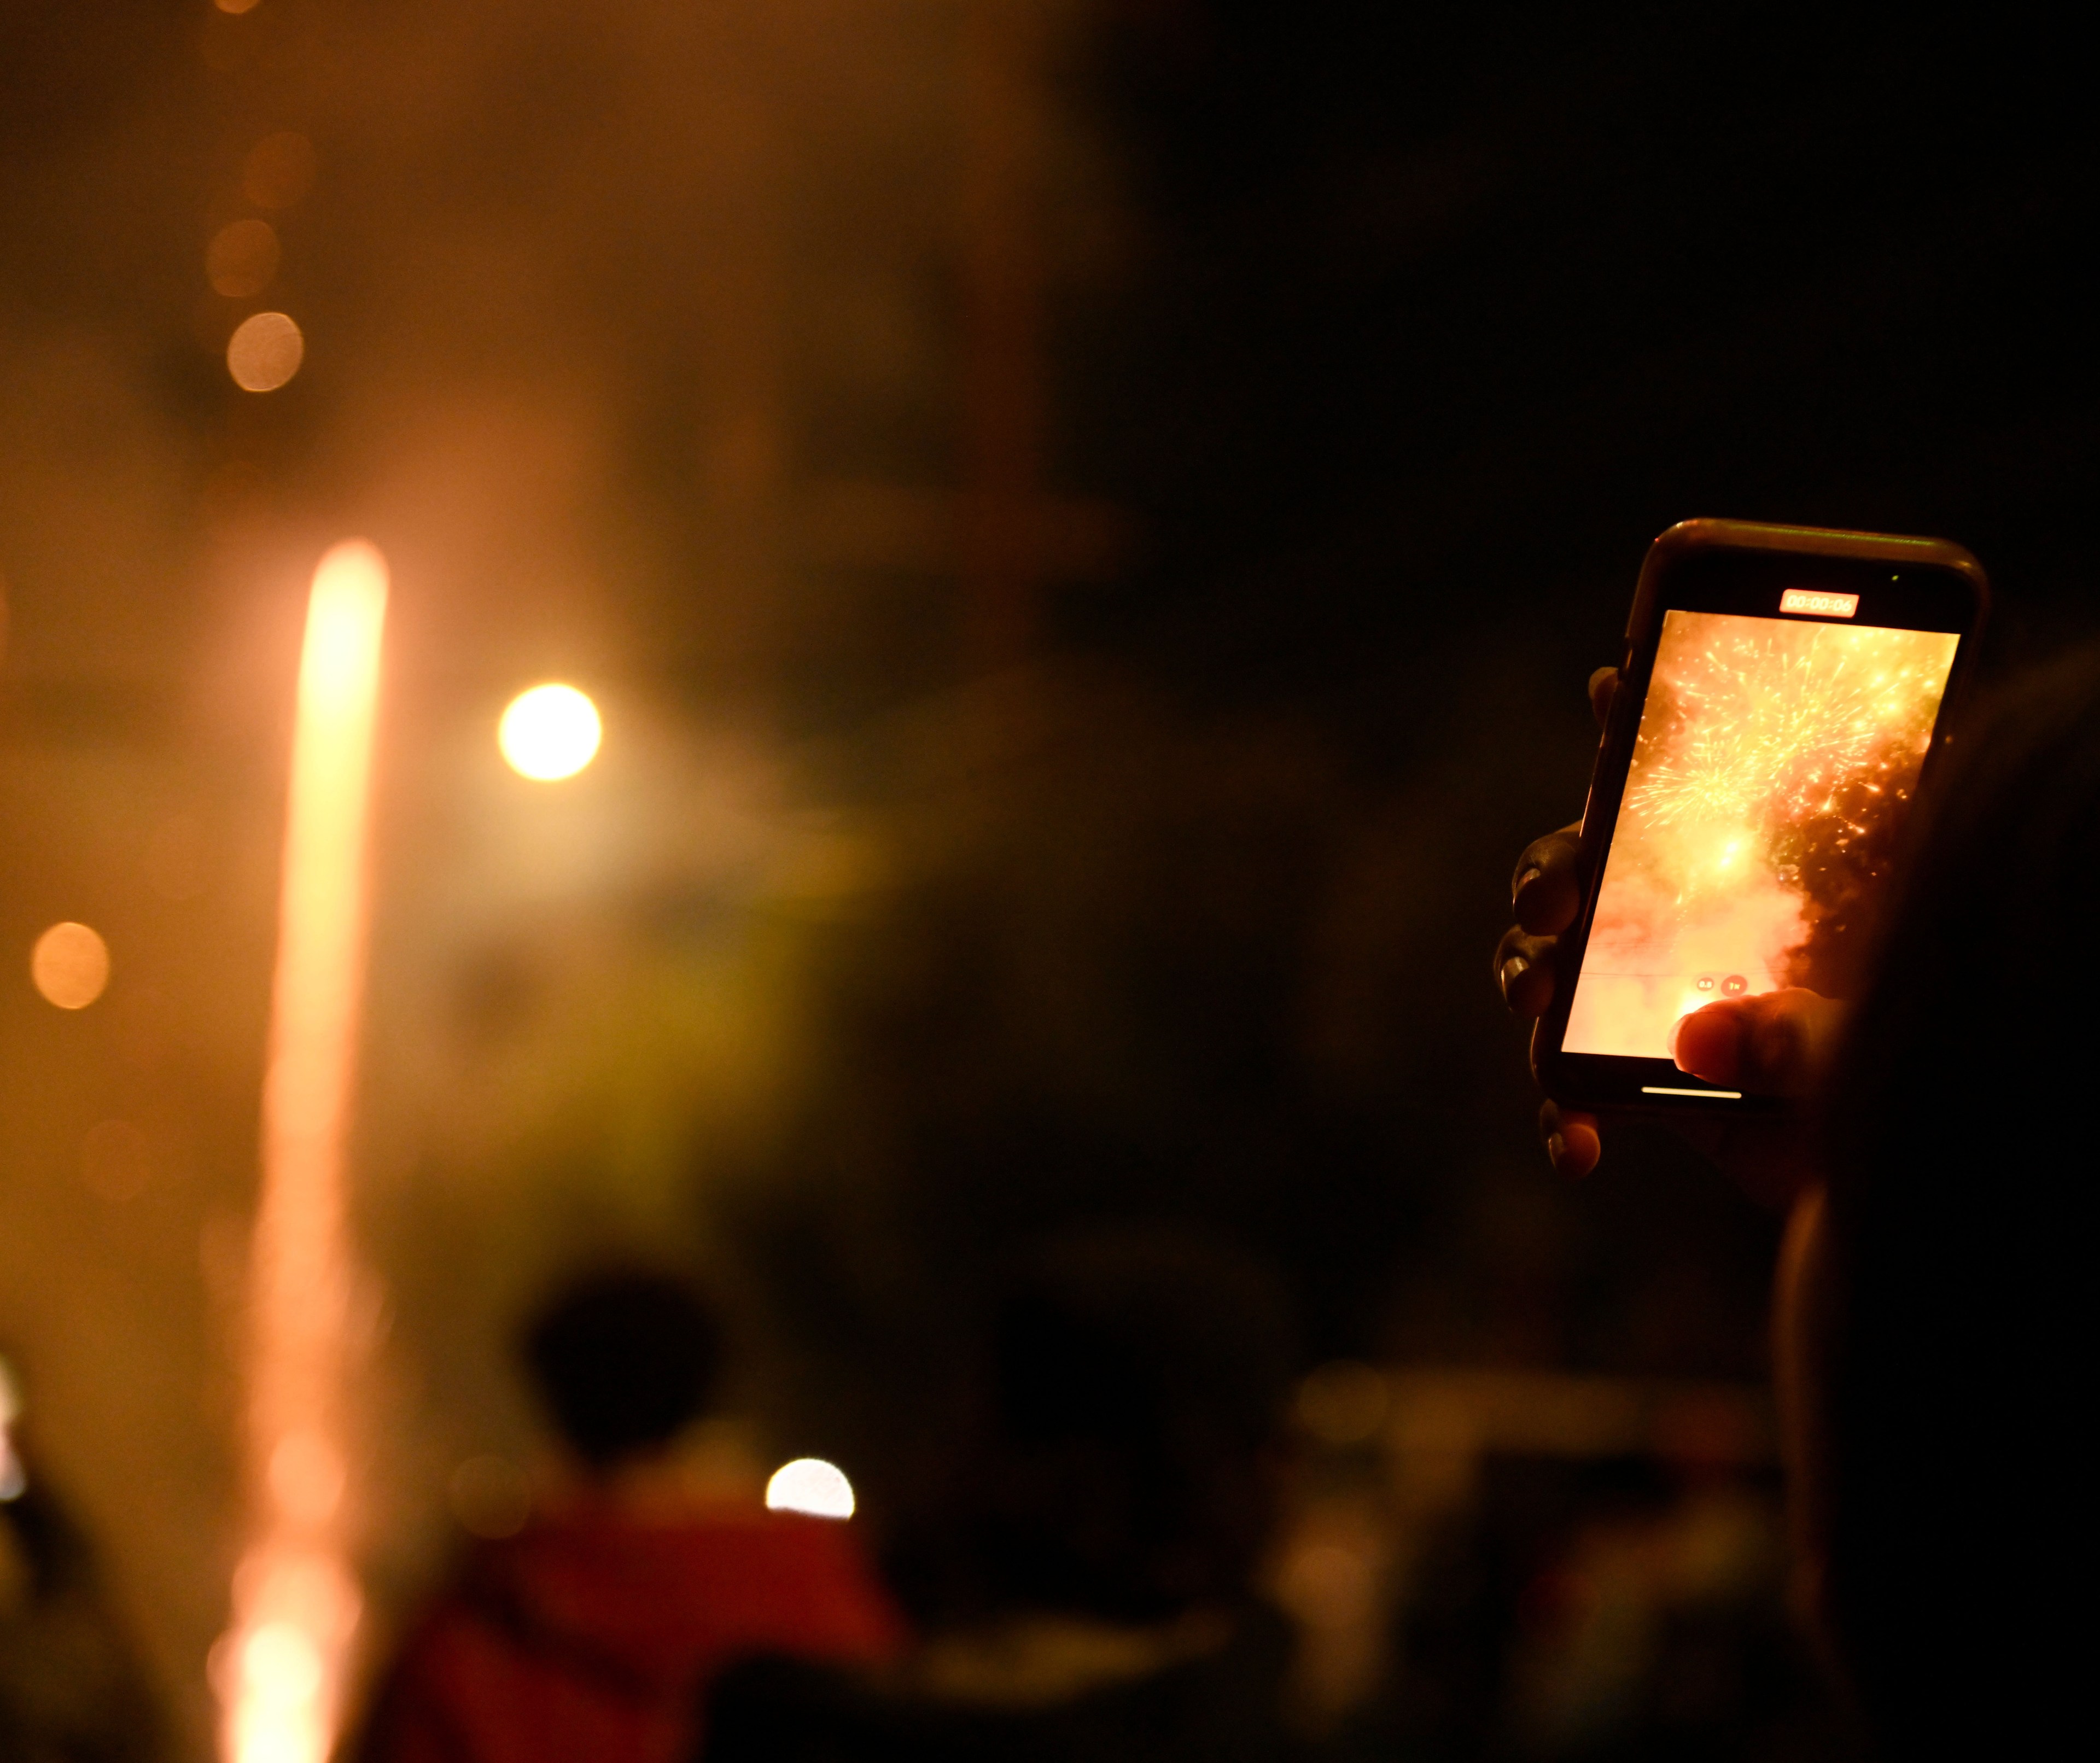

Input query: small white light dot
[765,1457,855,1520]
[498,684,602,780]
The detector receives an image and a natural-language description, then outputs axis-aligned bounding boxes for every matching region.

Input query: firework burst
[1564,609,1959,1059]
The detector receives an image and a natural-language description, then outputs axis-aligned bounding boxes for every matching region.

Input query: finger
[1494,926,1559,1017]
[1741,990,1847,1094]
[1588,667,1619,733]
[1670,989,1847,1096]
[1511,822,1584,935]
[1541,1101,1602,1178]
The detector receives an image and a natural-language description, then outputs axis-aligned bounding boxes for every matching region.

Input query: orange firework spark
[1633,622,1945,846]
[219,542,387,1763]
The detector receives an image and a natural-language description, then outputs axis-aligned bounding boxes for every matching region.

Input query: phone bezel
[1533,519,1991,1115]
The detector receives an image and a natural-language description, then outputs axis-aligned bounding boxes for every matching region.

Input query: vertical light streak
[220,542,388,1763]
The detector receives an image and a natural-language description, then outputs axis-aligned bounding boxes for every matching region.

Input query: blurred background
[3,2,2095,1757]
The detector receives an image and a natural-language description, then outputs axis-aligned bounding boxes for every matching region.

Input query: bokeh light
[214,0,261,13]
[498,684,602,780]
[228,313,305,392]
[1277,1540,1377,1629]
[31,921,109,1009]
[209,219,282,297]
[244,132,317,209]
[764,1457,855,1519]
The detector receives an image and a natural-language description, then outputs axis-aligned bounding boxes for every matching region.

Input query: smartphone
[1534,518,1989,1114]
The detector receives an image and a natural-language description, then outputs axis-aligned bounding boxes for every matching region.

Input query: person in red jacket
[352,1268,903,1763]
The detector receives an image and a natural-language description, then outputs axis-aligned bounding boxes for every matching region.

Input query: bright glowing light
[498,684,602,780]
[243,1624,323,1702]
[229,313,304,393]
[31,921,109,1009]
[209,219,282,297]
[765,1458,855,1519]
[244,133,317,210]
[1566,611,1959,1058]
[219,541,387,1763]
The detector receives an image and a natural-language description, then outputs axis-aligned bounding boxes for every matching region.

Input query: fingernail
[1513,865,1543,904]
[1544,1131,1567,1170]
[1500,955,1528,995]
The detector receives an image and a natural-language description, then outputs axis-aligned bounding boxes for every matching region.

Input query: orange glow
[228,313,305,393]
[82,1119,153,1200]
[219,541,388,1763]
[209,220,282,299]
[244,133,318,211]
[1296,1360,1390,1446]
[765,1458,856,1519]
[448,1455,533,1539]
[498,682,602,779]
[31,920,110,1008]
[1566,611,1958,1057]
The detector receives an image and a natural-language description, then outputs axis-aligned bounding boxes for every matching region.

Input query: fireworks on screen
[1563,610,1960,1060]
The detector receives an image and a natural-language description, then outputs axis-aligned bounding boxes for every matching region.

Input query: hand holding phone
[1499,519,1988,1177]
[1501,703,1844,1190]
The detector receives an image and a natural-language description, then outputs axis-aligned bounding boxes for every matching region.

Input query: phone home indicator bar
[1642,1085,1745,1100]
[1778,588,1859,618]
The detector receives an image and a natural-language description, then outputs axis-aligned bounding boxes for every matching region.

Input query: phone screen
[1563,607,1962,1059]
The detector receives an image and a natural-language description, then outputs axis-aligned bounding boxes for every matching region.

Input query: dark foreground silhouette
[353,1269,900,1763]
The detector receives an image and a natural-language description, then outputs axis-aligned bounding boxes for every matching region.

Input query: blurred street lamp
[764,1458,855,1520]
[31,921,110,1009]
[228,312,304,392]
[499,684,602,780]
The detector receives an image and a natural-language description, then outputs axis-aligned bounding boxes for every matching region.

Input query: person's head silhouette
[521,1268,723,1474]
[1793,647,2100,1753]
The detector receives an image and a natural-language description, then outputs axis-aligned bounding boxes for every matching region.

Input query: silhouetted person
[0,1388,162,1763]
[703,1228,1333,1763]
[353,1268,901,1763]
[1499,650,2100,1755]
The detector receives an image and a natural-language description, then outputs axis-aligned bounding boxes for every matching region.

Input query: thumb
[1670,989,1846,1096]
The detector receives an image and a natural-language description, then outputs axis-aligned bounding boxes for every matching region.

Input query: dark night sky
[1063,5,2100,713]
